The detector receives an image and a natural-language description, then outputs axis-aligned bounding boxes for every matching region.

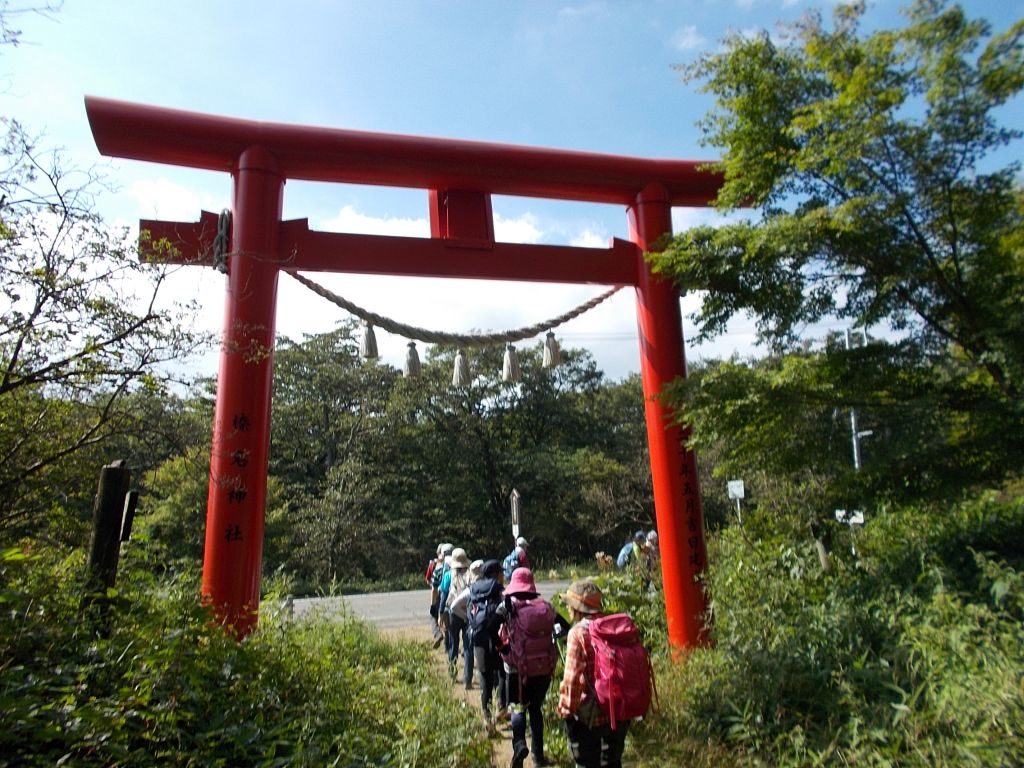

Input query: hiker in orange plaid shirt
[556,579,630,768]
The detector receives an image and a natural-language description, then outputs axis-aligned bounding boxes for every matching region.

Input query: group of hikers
[425,536,655,768]
[615,528,659,572]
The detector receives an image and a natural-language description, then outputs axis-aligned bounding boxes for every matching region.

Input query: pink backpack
[588,613,656,729]
[507,598,558,680]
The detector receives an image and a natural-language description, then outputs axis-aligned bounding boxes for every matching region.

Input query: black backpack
[469,577,503,647]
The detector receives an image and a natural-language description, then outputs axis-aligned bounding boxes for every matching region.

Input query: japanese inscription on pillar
[681,450,704,571]
[216,411,253,542]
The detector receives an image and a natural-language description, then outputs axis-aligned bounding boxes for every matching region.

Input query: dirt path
[386,625,515,767]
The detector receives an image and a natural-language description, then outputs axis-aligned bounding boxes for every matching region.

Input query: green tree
[138,446,290,581]
[0,122,206,542]
[270,322,397,495]
[652,0,1024,499]
[268,330,656,587]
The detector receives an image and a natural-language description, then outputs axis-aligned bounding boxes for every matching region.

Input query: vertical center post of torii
[84,96,721,647]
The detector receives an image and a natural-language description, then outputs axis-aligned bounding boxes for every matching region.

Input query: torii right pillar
[630,182,710,651]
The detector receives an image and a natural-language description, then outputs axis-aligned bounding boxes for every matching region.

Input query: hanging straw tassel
[452,349,471,386]
[360,323,379,360]
[543,331,561,368]
[502,343,521,383]
[403,341,421,377]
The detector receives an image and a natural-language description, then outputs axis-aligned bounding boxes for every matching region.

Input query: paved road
[293,579,574,631]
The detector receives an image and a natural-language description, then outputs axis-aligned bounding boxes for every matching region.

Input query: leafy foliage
[649,0,1024,551]
[0,546,492,767]
[626,489,1024,767]
[652,1,1024,491]
[661,1,1024,388]
[668,343,1022,517]
[0,121,208,543]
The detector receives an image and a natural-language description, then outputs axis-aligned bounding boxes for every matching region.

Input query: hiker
[469,558,506,731]
[615,530,646,569]
[431,543,454,649]
[425,542,442,586]
[438,547,473,680]
[643,530,659,587]
[498,567,557,768]
[645,530,659,563]
[448,558,484,689]
[427,542,447,641]
[502,536,530,580]
[557,579,632,768]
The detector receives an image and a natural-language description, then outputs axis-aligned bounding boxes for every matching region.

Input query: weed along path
[293,580,572,767]
[387,621,516,767]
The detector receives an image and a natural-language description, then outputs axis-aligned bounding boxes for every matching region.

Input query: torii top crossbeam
[86,96,716,649]
[86,96,720,206]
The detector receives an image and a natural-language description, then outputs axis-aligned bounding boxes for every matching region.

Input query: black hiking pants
[474,645,502,719]
[507,671,552,760]
[563,716,630,768]
[448,614,473,687]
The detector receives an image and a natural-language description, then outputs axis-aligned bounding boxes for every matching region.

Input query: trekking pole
[554,625,567,667]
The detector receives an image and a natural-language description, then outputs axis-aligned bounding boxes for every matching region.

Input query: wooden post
[87,460,131,592]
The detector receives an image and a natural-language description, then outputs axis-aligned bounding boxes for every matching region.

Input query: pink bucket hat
[503,567,539,598]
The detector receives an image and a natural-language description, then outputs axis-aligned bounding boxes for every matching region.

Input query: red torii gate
[85,96,721,649]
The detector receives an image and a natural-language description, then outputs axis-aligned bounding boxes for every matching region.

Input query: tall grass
[619,488,1024,767]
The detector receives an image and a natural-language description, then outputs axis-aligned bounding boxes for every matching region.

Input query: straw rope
[285,270,621,347]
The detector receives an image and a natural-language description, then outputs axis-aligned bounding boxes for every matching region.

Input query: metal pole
[629,182,710,651]
[845,329,862,471]
[201,146,283,637]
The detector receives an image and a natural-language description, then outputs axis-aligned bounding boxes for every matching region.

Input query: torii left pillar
[202,147,283,636]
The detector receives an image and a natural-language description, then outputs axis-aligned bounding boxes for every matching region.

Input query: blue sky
[2,0,1021,380]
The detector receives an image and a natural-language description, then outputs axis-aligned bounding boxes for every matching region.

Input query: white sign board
[510,488,521,538]
[835,509,865,525]
[727,480,745,500]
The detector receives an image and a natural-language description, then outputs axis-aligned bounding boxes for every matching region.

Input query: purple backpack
[507,598,557,679]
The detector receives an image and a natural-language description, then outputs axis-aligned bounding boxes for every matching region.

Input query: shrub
[0,546,491,767]
[625,490,1024,766]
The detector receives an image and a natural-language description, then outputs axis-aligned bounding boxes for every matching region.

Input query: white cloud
[670,25,706,51]
[316,206,543,245]
[569,229,608,248]
[557,2,607,20]
[129,177,224,221]
[319,205,429,237]
[672,206,745,231]
[494,212,543,244]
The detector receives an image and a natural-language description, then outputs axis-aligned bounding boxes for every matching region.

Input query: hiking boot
[432,634,444,649]
[509,741,529,768]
